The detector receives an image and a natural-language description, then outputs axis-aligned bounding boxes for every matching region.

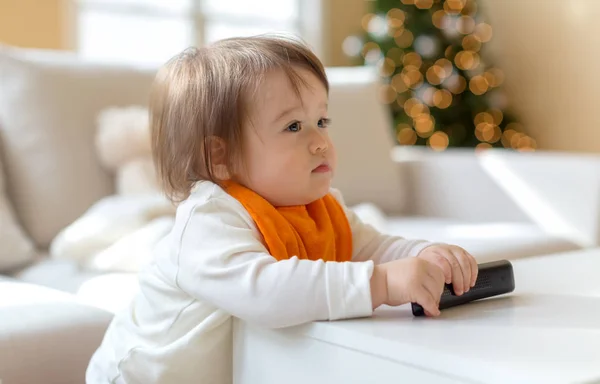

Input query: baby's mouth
[312,163,331,173]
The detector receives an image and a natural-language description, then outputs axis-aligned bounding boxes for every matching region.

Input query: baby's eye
[286,122,301,132]
[318,118,331,128]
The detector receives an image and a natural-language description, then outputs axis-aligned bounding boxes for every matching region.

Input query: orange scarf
[223,182,352,262]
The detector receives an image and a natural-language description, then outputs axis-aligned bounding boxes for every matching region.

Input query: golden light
[456,16,475,35]
[461,0,478,16]
[397,127,418,145]
[404,98,430,118]
[361,14,376,32]
[454,50,480,70]
[401,67,424,89]
[394,29,414,49]
[378,84,398,104]
[435,58,453,75]
[433,89,453,109]
[391,73,409,93]
[516,136,537,152]
[444,0,463,14]
[426,66,443,85]
[379,57,397,77]
[491,125,502,143]
[422,87,437,106]
[462,35,481,52]
[476,143,493,151]
[414,114,436,137]
[401,0,416,4]
[403,97,419,113]
[447,0,466,12]
[445,46,455,60]
[474,111,494,125]
[488,108,504,125]
[475,122,494,142]
[474,23,493,42]
[501,129,516,148]
[387,8,406,28]
[403,52,423,68]
[432,10,446,29]
[484,68,505,87]
[510,132,524,148]
[361,42,381,58]
[469,75,489,95]
[447,75,467,94]
[415,0,434,10]
[428,131,450,151]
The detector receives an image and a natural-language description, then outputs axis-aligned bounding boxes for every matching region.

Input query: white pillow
[49,194,175,267]
[0,149,36,271]
[88,216,175,272]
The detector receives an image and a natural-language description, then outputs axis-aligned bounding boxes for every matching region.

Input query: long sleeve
[164,194,375,329]
[329,189,434,264]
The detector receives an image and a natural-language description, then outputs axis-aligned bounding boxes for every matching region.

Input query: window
[75,0,323,66]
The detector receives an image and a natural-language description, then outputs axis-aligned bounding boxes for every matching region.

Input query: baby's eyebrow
[273,101,329,123]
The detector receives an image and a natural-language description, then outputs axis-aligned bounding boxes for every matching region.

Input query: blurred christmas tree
[343,0,536,151]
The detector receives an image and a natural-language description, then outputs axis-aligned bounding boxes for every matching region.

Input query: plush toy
[49,106,175,272]
[95,105,160,196]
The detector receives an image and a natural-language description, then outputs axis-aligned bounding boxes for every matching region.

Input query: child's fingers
[442,249,465,295]
[467,251,478,287]
[451,248,471,294]
[431,253,452,283]
[417,287,440,317]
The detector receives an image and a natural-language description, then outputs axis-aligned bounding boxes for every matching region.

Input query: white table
[233,249,600,384]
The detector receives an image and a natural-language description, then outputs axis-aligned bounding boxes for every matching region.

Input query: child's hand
[370,257,446,316]
[417,244,478,296]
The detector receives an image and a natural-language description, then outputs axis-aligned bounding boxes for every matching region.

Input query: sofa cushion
[383,216,581,262]
[13,255,104,294]
[0,145,36,272]
[0,44,157,248]
[0,280,113,384]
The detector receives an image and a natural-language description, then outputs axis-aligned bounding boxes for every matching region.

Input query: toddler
[86,35,478,384]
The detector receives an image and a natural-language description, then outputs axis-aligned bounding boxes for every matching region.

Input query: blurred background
[1,0,600,153]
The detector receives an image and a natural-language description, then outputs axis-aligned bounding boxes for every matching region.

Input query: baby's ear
[204,136,230,180]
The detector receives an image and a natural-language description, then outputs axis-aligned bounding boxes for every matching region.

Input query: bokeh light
[397,125,418,145]
[462,35,481,52]
[379,57,396,77]
[415,0,434,10]
[428,131,450,151]
[386,8,405,29]
[394,29,414,48]
[361,13,375,32]
[414,114,436,137]
[391,73,409,93]
[474,23,493,42]
[469,75,489,95]
[432,10,446,29]
[454,50,480,70]
[456,16,475,35]
[433,89,453,109]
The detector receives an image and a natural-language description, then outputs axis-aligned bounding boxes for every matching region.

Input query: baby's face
[236,67,336,206]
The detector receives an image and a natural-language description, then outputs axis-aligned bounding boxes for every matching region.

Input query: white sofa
[1,44,600,383]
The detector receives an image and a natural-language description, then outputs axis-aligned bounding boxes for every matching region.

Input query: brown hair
[150,34,329,203]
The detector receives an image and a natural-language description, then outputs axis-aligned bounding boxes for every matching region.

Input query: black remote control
[411,259,515,316]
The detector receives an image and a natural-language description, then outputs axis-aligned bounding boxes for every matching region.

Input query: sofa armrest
[0,280,113,384]
[393,147,600,247]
